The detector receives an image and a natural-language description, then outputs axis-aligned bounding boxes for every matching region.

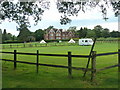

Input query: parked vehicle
[78,38,93,45]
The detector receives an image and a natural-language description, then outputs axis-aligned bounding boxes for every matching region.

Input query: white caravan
[78,38,93,46]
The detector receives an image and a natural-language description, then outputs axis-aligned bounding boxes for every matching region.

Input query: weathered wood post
[118,49,120,72]
[36,50,39,73]
[14,50,17,70]
[68,51,72,78]
[91,51,96,81]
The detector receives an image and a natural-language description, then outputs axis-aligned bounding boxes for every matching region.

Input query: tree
[12,35,17,41]
[86,29,96,38]
[110,31,119,38]
[0,1,50,27]
[0,0,119,26]
[17,24,31,41]
[77,27,87,38]
[34,29,44,41]
[26,36,35,42]
[101,28,110,38]
[93,25,103,38]
[2,29,7,42]
[67,26,77,31]
[56,0,120,24]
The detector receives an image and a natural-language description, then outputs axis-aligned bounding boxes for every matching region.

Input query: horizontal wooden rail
[96,52,119,56]
[0,51,89,58]
[96,64,120,72]
[0,59,92,71]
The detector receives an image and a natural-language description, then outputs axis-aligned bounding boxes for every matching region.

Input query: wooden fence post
[91,51,96,81]
[68,51,72,78]
[36,50,39,73]
[14,50,17,70]
[118,49,120,72]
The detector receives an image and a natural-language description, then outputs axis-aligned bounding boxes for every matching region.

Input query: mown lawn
[1,42,119,88]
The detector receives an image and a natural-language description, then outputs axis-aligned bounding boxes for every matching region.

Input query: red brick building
[44,29,75,40]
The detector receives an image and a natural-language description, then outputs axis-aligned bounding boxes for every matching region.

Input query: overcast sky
[0,0,118,36]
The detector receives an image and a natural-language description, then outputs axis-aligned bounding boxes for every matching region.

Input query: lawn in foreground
[2,42,118,88]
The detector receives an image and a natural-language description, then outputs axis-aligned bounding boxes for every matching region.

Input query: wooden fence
[0,49,120,81]
[1,40,119,49]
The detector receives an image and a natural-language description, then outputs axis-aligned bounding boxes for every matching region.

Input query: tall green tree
[17,24,31,41]
[2,29,7,42]
[93,25,103,38]
[86,29,96,38]
[110,31,119,38]
[34,29,44,41]
[101,28,110,38]
[77,27,87,38]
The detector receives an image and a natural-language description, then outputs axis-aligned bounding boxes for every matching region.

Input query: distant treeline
[0,25,119,43]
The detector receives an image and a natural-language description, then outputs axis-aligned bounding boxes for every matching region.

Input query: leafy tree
[2,29,7,41]
[34,29,44,41]
[56,0,120,24]
[93,25,103,38]
[26,36,35,42]
[86,29,96,38]
[0,1,50,27]
[17,24,31,41]
[77,27,87,38]
[12,35,17,41]
[0,0,119,26]
[101,28,110,38]
[110,31,119,38]
[67,26,77,31]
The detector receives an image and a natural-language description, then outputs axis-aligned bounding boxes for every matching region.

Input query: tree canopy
[0,0,119,27]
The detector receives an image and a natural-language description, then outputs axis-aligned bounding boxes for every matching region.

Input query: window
[50,34,54,36]
[82,40,84,42]
[89,40,92,42]
[85,40,88,42]
[63,34,65,36]
[56,33,61,36]
[56,37,61,39]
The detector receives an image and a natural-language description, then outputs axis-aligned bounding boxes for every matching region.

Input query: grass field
[1,42,119,88]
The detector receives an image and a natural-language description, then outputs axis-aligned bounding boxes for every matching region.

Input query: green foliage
[93,25,103,38]
[110,31,120,38]
[101,28,110,38]
[34,29,44,41]
[17,25,32,42]
[86,29,96,38]
[2,29,15,42]
[0,1,50,27]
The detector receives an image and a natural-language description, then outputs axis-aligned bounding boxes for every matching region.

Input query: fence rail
[1,40,119,49]
[1,49,120,81]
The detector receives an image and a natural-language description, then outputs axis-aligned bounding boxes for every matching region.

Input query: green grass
[1,42,119,88]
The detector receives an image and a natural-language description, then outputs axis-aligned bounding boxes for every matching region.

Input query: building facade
[44,29,75,40]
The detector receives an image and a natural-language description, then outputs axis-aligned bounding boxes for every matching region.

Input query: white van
[78,38,93,46]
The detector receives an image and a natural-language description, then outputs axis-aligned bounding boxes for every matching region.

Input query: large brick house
[44,29,75,40]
